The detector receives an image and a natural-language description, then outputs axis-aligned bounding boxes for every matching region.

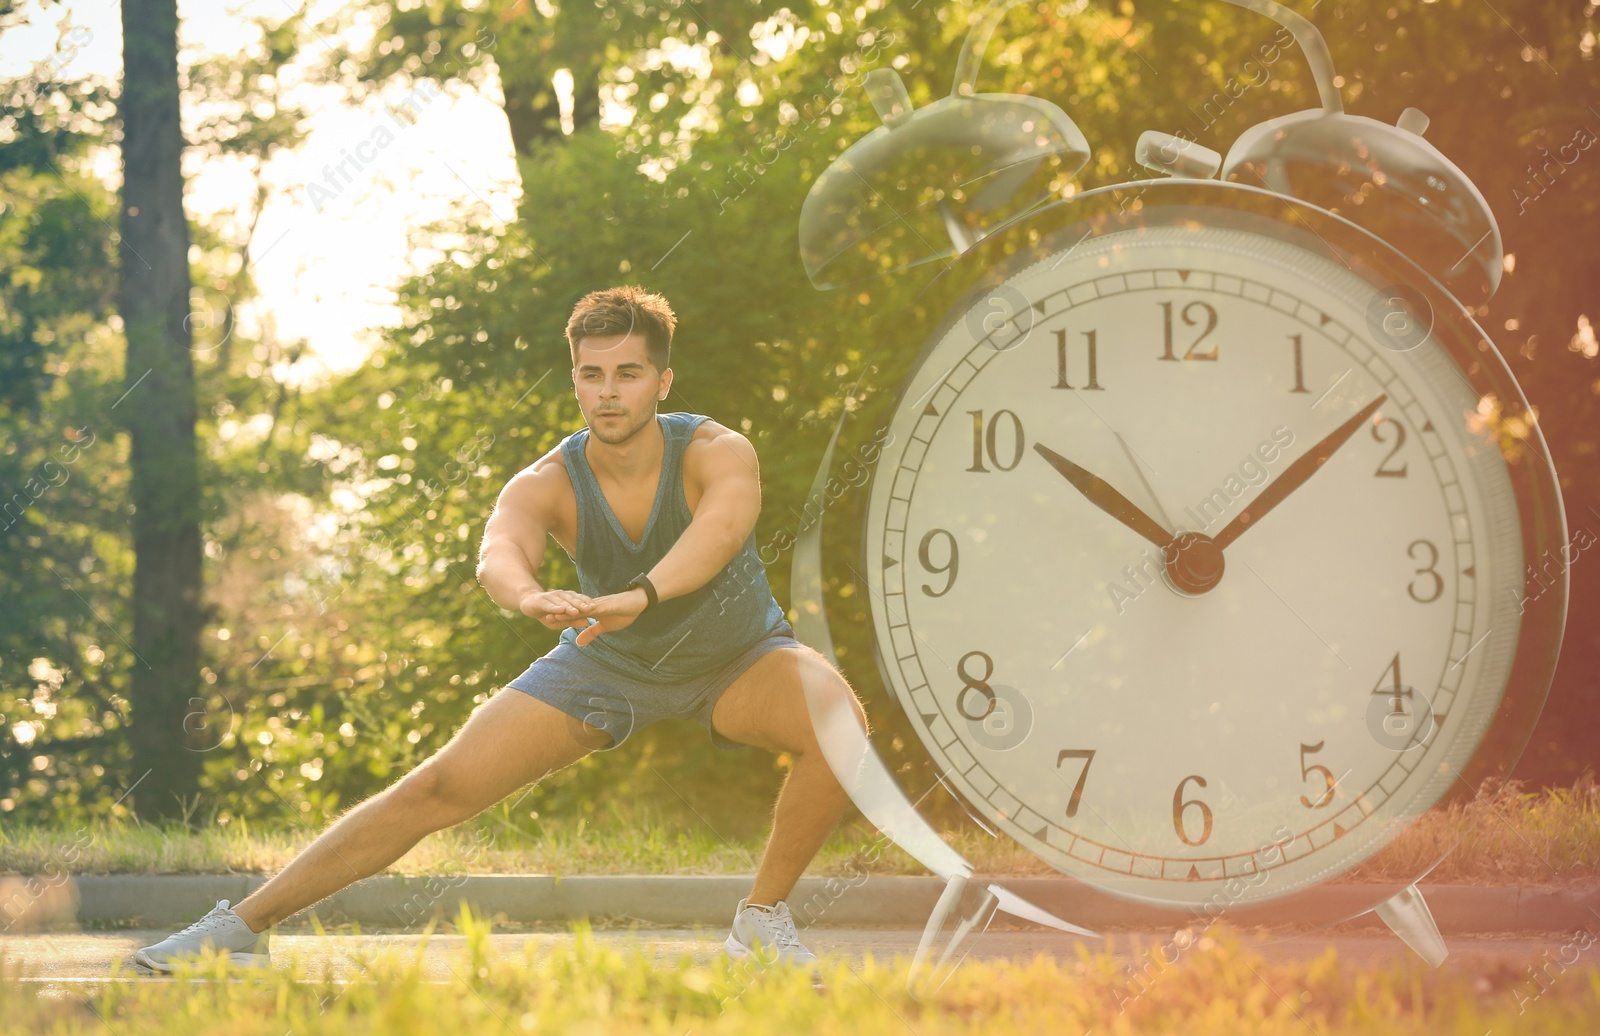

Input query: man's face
[572,333,672,446]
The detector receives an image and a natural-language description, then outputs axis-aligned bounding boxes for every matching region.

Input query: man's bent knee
[386,761,482,829]
[797,663,871,750]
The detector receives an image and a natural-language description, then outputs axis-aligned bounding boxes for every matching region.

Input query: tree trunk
[118,0,205,817]
[499,65,601,158]
[569,63,600,138]
[500,74,566,157]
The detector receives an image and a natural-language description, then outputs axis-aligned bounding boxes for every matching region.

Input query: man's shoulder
[681,420,760,498]
[485,440,578,539]
[684,415,737,444]
[682,417,755,462]
[508,440,576,498]
[655,411,722,442]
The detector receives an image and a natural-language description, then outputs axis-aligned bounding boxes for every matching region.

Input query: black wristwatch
[622,571,659,610]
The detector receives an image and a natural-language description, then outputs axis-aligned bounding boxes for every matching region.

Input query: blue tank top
[557,411,789,682]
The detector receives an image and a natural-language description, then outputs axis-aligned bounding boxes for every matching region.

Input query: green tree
[114,0,315,819]
[0,1,316,821]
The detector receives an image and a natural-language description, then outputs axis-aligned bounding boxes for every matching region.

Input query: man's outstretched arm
[647,424,762,601]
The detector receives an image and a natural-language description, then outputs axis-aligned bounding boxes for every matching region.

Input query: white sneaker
[132,899,271,972]
[723,898,818,966]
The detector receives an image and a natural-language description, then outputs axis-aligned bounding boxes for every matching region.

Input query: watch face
[863,206,1530,910]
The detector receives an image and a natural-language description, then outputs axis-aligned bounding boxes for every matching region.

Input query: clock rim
[846,178,1569,928]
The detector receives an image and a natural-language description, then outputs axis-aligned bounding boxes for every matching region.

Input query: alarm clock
[791,0,1568,966]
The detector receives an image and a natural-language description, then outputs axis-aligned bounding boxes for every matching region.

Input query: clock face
[863,217,1526,908]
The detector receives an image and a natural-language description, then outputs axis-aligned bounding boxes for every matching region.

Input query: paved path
[0,926,1568,984]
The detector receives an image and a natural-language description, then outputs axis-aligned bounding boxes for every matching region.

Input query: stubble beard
[588,404,656,445]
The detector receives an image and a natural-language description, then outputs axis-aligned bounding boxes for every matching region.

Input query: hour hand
[1033,443,1174,549]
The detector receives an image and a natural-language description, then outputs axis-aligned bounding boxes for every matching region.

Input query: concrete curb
[17,874,1599,933]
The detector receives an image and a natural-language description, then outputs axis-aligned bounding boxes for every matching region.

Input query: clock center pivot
[1164,531,1226,594]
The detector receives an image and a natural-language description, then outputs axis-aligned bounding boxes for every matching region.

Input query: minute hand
[1212,394,1389,552]
[1032,443,1174,549]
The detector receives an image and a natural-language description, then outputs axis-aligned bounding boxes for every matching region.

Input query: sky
[0,0,527,380]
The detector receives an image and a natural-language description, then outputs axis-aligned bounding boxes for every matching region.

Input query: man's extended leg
[232,689,609,932]
[709,644,870,909]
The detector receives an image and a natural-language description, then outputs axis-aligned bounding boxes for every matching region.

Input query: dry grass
[1339,778,1600,886]
[2,780,1595,885]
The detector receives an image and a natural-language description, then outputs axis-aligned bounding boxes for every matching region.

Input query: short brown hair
[565,286,676,370]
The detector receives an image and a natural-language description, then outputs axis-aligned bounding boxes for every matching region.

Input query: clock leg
[907,877,1102,997]
[1374,884,1449,966]
[987,882,1099,936]
[909,874,995,997]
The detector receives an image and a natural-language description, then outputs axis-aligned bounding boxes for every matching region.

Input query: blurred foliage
[313,0,823,161]
[0,65,129,816]
[0,0,1595,838]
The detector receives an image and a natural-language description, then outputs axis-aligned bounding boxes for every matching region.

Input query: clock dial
[864,222,1524,907]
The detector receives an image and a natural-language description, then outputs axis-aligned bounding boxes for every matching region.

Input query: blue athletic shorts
[506,623,801,751]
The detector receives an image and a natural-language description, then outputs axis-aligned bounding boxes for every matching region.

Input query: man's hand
[573,588,649,647]
[519,590,594,631]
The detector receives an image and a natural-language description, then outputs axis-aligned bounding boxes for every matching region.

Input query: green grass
[2,781,1595,885]
[3,908,1597,1034]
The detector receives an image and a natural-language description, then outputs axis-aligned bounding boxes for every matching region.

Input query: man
[134,285,872,972]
